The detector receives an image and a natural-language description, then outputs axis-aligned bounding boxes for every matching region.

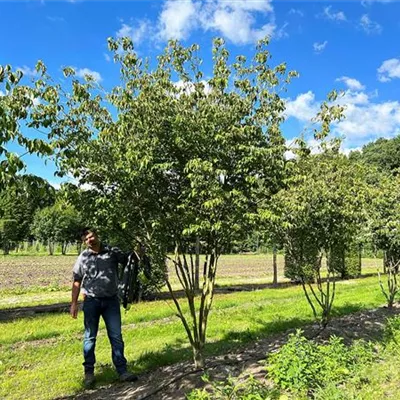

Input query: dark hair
[80,227,97,238]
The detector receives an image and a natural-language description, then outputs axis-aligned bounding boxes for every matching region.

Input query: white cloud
[116,20,152,46]
[104,53,111,62]
[174,79,212,96]
[285,89,400,148]
[275,22,289,40]
[48,181,61,190]
[284,91,319,121]
[289,8,304,17]
[341,146,362,156]
[0,90,4,97]
[336,76,365,91]
[158,0,199,41]
[359,14,382,34]
[362,0,395,6]
[75,68,102,83]
[377,58,400,82]
[322,6,347,22]
[313,41,328,54]
[199,0,275,45]
[46,16,65,23]
[17,66,38,77]
[119,0,277,46]
[117,23,133,39]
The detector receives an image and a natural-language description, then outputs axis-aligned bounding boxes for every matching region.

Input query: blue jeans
[82,296,127,375]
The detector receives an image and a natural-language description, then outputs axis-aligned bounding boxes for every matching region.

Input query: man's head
[80,227,100,250]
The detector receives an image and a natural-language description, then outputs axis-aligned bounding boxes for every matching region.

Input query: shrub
[383,315,400,345]
[186,374,281,400]
[266,330,375,395]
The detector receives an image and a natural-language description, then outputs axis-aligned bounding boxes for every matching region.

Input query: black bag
[118,251,152,309]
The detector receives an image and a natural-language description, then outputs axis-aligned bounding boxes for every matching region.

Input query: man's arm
[70,280,81,319]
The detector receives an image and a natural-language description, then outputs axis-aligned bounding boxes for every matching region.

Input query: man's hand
[71,280,81,319]
[70,302,79,319]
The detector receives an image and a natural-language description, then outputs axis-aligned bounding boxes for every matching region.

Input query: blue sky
[1,0,400,186]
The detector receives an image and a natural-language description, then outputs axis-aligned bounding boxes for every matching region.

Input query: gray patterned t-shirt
[73,245,127,298]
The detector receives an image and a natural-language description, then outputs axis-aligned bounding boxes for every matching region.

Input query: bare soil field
[0,253,382,293]
[0,254,286,293]
[0,255,76,291]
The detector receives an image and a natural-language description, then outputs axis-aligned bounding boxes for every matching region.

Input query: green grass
[0,254,388,399]
[0,274,387,400]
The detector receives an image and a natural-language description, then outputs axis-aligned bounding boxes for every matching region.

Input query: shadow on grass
[55,316,310,399]
[0,272,379,323]
[0,302,80,322]
[309,302,400,344]
[54,300,400,400]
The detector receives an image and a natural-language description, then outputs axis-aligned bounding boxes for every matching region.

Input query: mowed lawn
[0,254,387,399]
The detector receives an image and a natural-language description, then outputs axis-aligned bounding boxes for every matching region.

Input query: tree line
[0,175,82,254]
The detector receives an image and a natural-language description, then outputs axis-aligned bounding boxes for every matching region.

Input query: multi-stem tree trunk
[301,254,335,328]
[379,256,400,308]
[165,245,219,369]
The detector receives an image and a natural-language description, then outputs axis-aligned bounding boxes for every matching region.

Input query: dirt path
[62,304,400,400]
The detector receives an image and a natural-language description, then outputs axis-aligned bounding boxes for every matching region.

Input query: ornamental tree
[1,37,296,367]
[369,173,400,307]
[266,140,369,327]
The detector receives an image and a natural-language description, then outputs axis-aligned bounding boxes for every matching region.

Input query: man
[70,227,137,387]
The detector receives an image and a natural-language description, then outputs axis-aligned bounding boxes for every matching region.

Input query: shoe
[119,371,138,382]
[84,372,95,388]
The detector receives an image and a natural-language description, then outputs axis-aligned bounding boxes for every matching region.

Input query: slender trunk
[383,251,387,274]
[358,244,362,276]
[48,240,54,255]
[272,245,278,287]
[193,344,204,369]
[195,236,200,291]
[3,240,9,255]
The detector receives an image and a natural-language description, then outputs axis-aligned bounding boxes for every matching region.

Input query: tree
[0,174,56,242]
[350,135,400,175]
[0,219,18,254]
[266,144,369,327]
[369,173,400,307]
[3,37,296,367]
[31,203,82,254]
[0,65,52,188]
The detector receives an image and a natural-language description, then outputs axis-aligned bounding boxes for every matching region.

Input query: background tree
[0,219,18,254]
[349,135,400,175]
[31,202,81,255]
[369,172,400,307]
[266,139,369,327]
[0,174,56,242]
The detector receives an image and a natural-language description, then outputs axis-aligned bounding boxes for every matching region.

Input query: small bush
[186,374,281,400]
[383,315,400,345]
[266,330,375,395]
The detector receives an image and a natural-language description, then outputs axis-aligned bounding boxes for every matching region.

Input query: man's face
[82,231,99,249]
